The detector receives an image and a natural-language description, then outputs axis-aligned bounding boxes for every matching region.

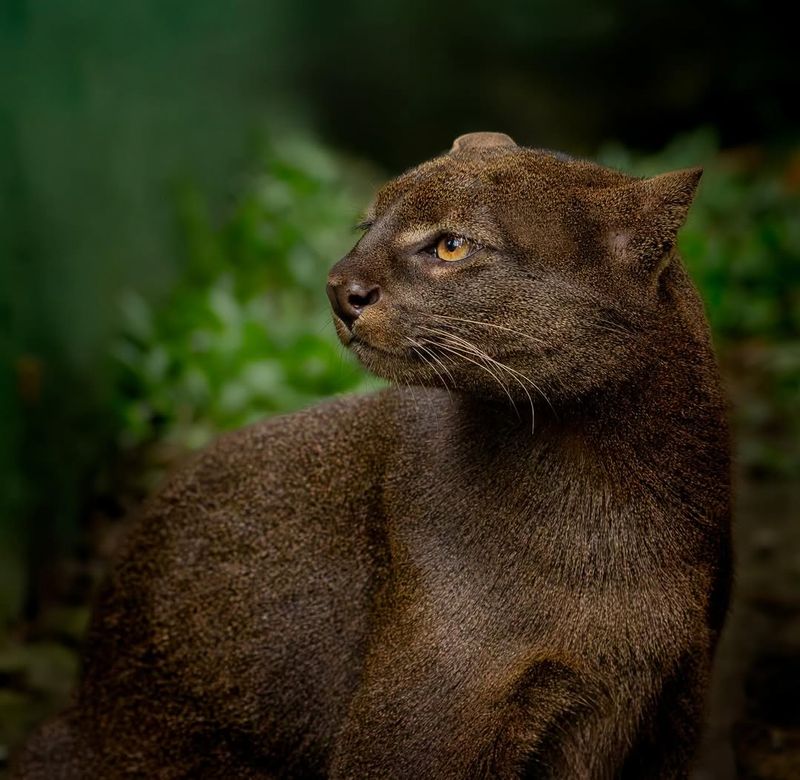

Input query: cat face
[328,133,701,408]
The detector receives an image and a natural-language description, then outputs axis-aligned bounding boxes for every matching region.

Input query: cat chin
[350,337,404,368]
[349,338,434,384]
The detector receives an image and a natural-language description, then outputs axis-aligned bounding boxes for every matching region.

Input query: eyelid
[397,228,491,257]
[418,231,472,249]
[434,233,481,249]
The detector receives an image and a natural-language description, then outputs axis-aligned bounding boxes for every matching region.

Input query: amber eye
[434,235,474,262]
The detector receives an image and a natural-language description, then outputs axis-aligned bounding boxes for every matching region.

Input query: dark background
[1,1,799,776]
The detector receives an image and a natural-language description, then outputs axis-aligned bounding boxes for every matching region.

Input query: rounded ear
[450,132,517,154]
[609,167,703,276]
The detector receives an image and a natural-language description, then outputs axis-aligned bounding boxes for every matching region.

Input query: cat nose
[326,280,382,329]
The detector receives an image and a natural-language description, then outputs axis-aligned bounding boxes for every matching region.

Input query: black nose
[326,281,381,329]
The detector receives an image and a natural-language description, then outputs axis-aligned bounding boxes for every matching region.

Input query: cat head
[327,132,703,407]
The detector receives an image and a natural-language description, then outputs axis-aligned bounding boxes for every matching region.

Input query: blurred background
[1,0,798,776]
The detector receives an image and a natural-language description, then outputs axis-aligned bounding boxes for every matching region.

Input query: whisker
[428,327,531,391]
[407,342,439,383]
[421,313,566,402]
[429,338,521,418]
[589,319,635,339]
[419,325,541,430]
[407,336,457,391]
[428,312,549,347]
[406,337,454,404]
[429,337,533,427]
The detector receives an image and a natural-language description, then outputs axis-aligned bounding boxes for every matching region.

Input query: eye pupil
[446,237,461,252]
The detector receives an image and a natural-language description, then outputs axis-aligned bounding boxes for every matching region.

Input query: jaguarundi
[15,131,732,779]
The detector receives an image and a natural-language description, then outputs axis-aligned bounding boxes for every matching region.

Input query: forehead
[367,149,634,226]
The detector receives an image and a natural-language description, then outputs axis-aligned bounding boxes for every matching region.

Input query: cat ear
[450,132,517,154]
[609,167,702,276]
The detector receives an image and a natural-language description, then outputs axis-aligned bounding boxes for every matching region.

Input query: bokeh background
[1,1,798,776]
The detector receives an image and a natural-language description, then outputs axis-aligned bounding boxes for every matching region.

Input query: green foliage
[113,136,381,454]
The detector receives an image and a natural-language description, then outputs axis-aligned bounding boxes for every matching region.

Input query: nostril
[328,281,381,330]
[347,285,381,311]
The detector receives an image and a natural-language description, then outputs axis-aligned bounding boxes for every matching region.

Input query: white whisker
[427,337,521,418]
[405,336,454,404]
[422,313,564,405]
[419,328,529,424]
[428,330,536,433]
[429,312,549,347]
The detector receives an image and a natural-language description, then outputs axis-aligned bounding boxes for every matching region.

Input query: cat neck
[445,344,726,501]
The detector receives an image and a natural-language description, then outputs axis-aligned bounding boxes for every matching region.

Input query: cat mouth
[334,319,427,379]
[331,309,416,362]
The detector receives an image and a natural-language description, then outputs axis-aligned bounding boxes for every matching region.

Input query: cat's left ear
[608,167,702,276]
[450,132,517,153]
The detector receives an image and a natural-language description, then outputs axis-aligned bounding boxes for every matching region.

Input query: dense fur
[14,133,731,778]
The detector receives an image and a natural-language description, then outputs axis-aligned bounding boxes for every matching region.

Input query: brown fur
[14,133,731,778]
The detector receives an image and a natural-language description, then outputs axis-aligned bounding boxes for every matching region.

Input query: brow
[393,224,441,246]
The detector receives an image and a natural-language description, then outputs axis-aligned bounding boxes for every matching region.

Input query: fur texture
[14,133,731,779]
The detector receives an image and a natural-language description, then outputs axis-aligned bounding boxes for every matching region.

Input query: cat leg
[328,650,619,779]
